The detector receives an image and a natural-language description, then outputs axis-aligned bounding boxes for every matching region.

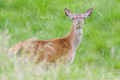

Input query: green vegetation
[0,0,120,80]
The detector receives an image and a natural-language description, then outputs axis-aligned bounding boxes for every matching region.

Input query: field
[0,0,120,80]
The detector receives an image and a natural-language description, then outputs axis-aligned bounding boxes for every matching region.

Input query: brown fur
[8,25,75,64]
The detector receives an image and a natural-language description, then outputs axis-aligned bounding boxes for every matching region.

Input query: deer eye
[72,18,74,20]
[83,17,85,19]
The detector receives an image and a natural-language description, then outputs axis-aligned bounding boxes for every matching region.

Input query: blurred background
[0,0,120,80]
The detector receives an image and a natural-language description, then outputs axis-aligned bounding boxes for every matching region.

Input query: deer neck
[66,23,83,53]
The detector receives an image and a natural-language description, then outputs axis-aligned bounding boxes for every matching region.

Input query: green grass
[0,0,120,80]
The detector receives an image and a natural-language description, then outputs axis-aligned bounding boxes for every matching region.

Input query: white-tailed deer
[8,8,93,65]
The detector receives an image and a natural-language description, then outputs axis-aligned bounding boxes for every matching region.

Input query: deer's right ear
[64,8,73,18]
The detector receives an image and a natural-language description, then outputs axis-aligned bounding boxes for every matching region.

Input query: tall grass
[0,0,120,80]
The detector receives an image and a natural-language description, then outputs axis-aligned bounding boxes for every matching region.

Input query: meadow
[0,0,120,80]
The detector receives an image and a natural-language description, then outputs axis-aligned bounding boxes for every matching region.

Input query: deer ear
[64,8,73,18]
[85,8,93,17]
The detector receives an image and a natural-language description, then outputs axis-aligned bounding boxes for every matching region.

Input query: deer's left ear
[85,8,93,17]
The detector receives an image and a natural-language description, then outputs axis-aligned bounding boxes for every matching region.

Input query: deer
[8,8,93,66]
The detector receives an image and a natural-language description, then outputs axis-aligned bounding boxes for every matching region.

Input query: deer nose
[78,20,81,23]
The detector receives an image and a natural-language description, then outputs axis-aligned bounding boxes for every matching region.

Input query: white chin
[76,24,82,29]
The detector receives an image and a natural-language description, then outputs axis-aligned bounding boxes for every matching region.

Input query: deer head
[64,8,93,29]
